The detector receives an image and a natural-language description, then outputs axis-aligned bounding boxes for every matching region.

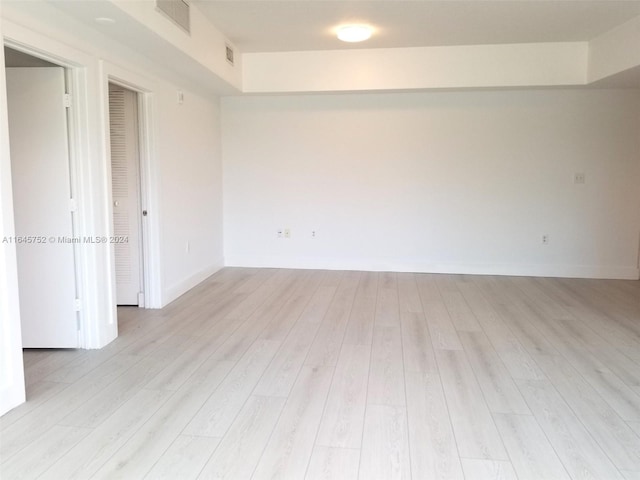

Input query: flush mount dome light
[95,17,116,25]
[337,24,373,43]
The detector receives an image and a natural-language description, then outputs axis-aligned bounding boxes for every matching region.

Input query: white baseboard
[224,255,640,280]
[162,259,224,307]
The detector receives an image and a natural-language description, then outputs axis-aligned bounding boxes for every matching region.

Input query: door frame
[3,40,85,345]
[102,61,162,309]
[107,82,146,307]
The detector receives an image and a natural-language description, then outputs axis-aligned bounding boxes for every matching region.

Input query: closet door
[109,84,143,306]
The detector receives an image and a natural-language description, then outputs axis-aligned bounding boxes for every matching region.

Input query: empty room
[1,1,640,479]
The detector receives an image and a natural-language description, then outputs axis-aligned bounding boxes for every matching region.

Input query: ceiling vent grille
[225,45,234,66]
[156,0,190,34]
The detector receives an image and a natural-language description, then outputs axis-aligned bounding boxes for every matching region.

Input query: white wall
[244,42,587,93]
[107,0,241,91]
[157,88,224,302]
[0,1,26,415]
[223,89,640,279]
[589,15,640,84]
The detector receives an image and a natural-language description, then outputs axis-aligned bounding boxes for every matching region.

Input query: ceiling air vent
[225,45,234,66]
[156,0,190,34]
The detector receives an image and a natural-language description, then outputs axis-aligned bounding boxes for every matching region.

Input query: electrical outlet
[284,228,291,239]
[542,234,549,245]
[573,172,585,184]
[277,229,283,238]
[311,230,316,238]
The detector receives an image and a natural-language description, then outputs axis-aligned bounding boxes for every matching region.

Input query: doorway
[4,47,79,348]
[108,83,144,307]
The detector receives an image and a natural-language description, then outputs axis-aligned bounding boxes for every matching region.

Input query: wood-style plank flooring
[1,268,640,479]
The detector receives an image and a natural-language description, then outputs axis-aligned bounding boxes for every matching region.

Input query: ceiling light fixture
[336,24,373,43]
[94,17,116,25]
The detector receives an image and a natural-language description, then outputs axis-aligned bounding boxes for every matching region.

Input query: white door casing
[7,67,78,348]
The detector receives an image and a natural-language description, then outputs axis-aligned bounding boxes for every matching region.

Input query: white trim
[63,65,85,347]
[138,91,162,308]
[100,60,163,309]
[0,4,26,415]
[163,260,224,306]
[225,256,640,280]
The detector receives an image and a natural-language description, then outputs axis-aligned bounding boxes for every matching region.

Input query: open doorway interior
[4,47,79,348]
[108,83,144,307]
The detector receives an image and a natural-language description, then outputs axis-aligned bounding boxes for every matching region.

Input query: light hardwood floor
[1,268,640,479]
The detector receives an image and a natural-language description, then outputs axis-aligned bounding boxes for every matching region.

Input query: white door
[108,84,142,306]
[6,67,78,348]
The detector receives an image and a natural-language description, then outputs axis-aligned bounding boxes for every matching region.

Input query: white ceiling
[194,1,640,53]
